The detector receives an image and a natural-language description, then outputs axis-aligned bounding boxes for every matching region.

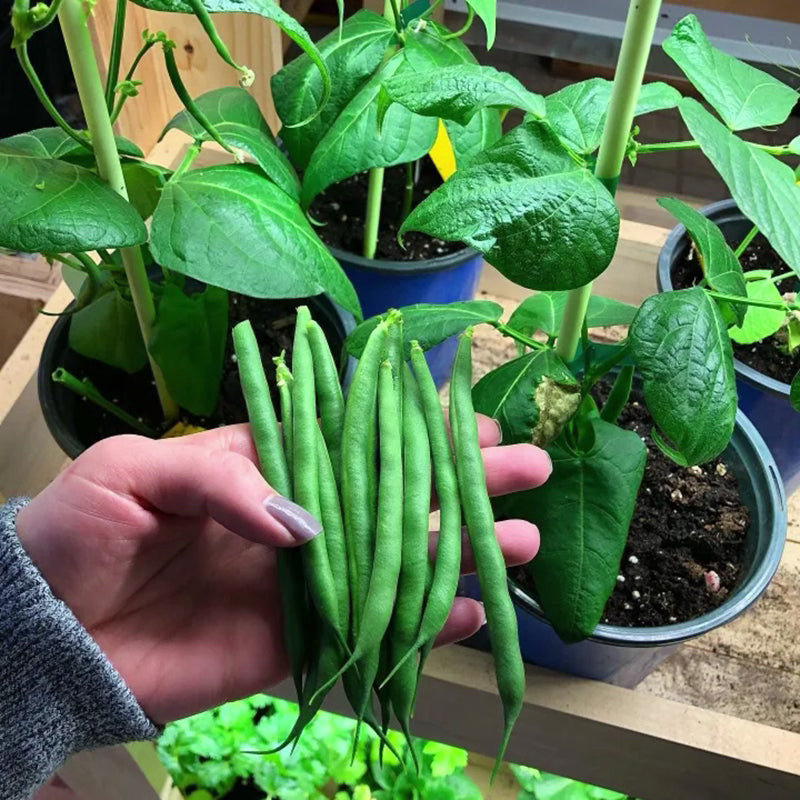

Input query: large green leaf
[728,271,786,345]
[130,0,330,119]
[629,287,737,465]
[400,25,502,168]
[401,121,619,291]
[465,0,496,49]
[680,98,800,276]
[345,300,502,358]
[544,79,680,156]
[69,289,148,373]
[273,10,396,170]
[149,283,228,416]
[161,87,271,140]
[122,161,169,220]
[150,165,361,317]
[0,127,143,158]
[508,292,637,339]
[383,63,545,125]
[663,14,798,130]
[0,153,147,253]
[657,197,746,323]
[301,53,439,206]
[472,350,580,446]
[497,417,646,642]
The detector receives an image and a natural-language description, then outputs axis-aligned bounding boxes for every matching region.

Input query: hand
[16,419,550,724]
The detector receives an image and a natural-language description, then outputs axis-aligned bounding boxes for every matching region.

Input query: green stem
[734,224,759,259]
[363,167,385,260]
[16,41,90,150]
[583,342,631,391]
[400,161,414,225]
[387,0,402,29]
[636,140,795,157]
[186,0,253,85]
[170,142,202,182]
[493,322,547,351]
[706,289,797,311]
[58,0,178,422]
[52,367,157,436]
[421,0,443,19]
[555,0,663,362]
[28,0,64,32]
[442,6,474,39]
[104,0,127,111]
[109,38,158,124]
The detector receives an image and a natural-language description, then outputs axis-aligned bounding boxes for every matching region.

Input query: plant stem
[554,0,663,363]
[636,140,795,157]
[109,37,159,124]
[104,0,127,111]
[58,0,178,421]
[492,322,547,351]
[734,224,759,259]
[442,6,474,39]
[52,367,157,436]
[16,42,90,150]
[401,161,415,225]
[170,142,202,182]
[363,167,385,260]
[706,290,797,311]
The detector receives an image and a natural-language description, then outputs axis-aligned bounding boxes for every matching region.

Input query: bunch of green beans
[232,309,524,778]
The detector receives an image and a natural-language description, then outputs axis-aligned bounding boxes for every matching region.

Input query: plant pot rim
[509,407,788,647]
[657,197,792,396]
[328,243,481,276]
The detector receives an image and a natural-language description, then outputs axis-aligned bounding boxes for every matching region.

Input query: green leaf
[150,165,360,318]
[214,122,300,200]
[445,112,503,171]
[131,0,330,123]
[149,283,228,416]
[402,121,619,291]
[465,0,497,49]
[658,196,746,323]
[728,272,786,344]
[498,417,646,642]
[680,98,800,275]
[161,86,271,140]
[0,127,143,158]
[69,289,148,373]
[384,63,545,125]
[544,79,680,156]
[0,153,147,253]
[663,14,798,130]
[789,135,800,156]
[301,53,439,206]
[122,161,169,220]
[472,350,580,446]
[791,371,800,411]
[273,10,396,170]
[629,287,737,465]
[345,300,502,358]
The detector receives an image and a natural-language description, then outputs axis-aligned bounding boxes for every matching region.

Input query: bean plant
[1,0,359,427]
[346,2,800,641]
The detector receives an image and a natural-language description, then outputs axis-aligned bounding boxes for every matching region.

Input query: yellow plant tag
[429,119,457,181]
[161,421,206,439]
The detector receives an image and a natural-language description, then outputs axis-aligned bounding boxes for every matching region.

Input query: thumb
[84,435,322,548]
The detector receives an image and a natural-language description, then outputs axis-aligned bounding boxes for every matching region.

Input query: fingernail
[479,602,488,627]
[264,496,322,542]
[491,418,503,444]
[538,448,553,476]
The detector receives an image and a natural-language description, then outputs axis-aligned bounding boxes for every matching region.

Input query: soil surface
[56,295,338,446]
[310,159,464,261]
[513,385,750,627]
[672,234,800,384]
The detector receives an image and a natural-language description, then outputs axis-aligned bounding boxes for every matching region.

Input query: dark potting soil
[512,385,750,628]
[673,233,800,384]
[309,159,464,262]
[62,296,314,445]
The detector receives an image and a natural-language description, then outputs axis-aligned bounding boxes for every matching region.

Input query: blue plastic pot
[657,199,800,495]
[331,245,484,386]
[461,409,787,688]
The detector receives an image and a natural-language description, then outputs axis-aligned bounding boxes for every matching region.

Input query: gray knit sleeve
[0,498,159,800]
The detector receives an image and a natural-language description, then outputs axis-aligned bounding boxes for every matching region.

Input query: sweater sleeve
[0,498,159,800]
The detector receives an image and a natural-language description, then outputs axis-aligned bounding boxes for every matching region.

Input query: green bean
[233,322,305,705]
[451,329,524,781]
[387,363,430,763]
[273,353,294,479]
[380,344,462,689]
[308,319,345,487]
[292,306,343,647]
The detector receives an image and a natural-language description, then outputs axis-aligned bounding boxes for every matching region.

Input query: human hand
[15,419,550,725]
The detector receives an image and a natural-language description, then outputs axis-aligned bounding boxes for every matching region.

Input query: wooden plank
[0,296,43,368]
[90,3,284,153]
[669,0,800,24]
[270,646,800,800]
[58,746,161,800]
[0,252,61,301]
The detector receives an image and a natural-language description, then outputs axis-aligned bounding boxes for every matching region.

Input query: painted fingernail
[264,495,322,542]
[491,418,503,444]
